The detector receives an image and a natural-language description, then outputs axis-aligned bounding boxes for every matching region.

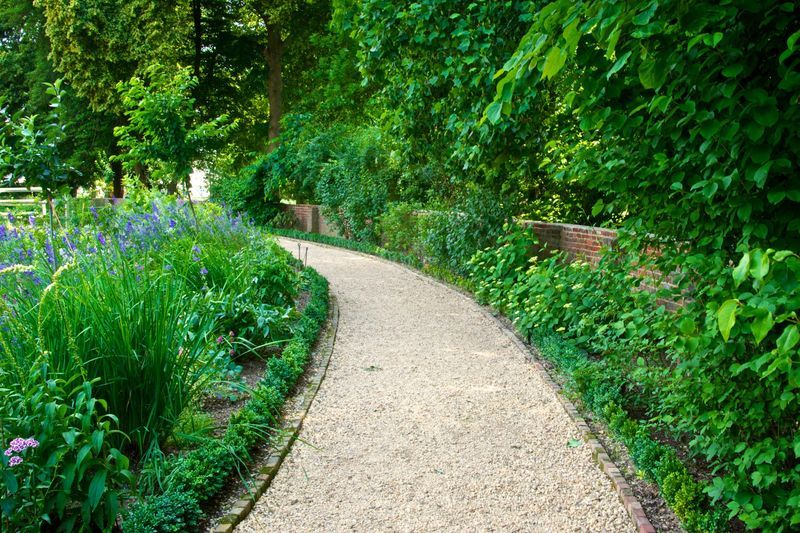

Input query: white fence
[0,187,47,217]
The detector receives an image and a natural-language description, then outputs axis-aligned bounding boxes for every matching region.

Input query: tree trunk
[264,23,284,153]
[111,159,124,199]
[192,0,202,80]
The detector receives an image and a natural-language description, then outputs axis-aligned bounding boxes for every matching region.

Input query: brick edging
[210,294,340,533]
[492,324,656,533]
[279,237,656,533]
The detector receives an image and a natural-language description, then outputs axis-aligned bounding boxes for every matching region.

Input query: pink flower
[8,456,22,467]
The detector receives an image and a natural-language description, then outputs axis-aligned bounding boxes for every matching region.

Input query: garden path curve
[237,239,633,532]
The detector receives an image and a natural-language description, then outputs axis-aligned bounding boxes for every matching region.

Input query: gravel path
[237,239,633,532]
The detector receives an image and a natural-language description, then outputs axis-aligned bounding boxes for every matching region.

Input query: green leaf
[485,102,502,125]
[754,104,779,127]
[62,429,77,447]
[717,299,740,342]
[91,430,104,454]
[751,310,774,345]
[749,249,770,279]
[722,64,744,78]
[3,471,18,494]
[567,438,582,448]
[633,2,658,25]
[744,121,765,141]
[678,316,696,334]
[753,162,772,188]
[638,59,667,89]
[777,325,800,353]
[733,253,750,286]
[88,470,107,510]
[607,51,632,79]
[542,46,568,79]
[591,199,604,216]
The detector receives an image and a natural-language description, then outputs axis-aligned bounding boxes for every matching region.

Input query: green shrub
[123,268,330,530]
[1,366,133,532]
[422,188,512,276]
[122,490,202,533]
[378,202,423,255]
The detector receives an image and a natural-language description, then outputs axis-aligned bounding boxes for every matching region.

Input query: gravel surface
[237,240,634,532]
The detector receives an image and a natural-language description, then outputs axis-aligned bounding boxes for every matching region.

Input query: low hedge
[123,268,329,532]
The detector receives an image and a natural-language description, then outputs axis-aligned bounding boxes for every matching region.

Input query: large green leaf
[542,46,567,79]
[751,310,774,344]
[607,51,632,79]
[732,252,750,286]
[777,325,800,353]
[717,299,740,341]
[88,470,107,510]
[638,57,667,89]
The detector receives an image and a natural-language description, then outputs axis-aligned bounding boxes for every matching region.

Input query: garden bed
[0,199,328,532]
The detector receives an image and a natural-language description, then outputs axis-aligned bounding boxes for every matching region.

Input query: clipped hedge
[123,268,329,532]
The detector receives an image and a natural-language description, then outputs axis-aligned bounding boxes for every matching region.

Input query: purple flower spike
[8,456,22,467]
[97,232,107,246]
[28,215,36,226]
[216,335,224,344]
[200,267,208,276]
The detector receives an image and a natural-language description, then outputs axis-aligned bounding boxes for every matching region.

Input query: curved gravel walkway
[237,239,633,532]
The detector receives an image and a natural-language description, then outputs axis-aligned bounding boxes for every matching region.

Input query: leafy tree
[0,80,78,197]
[243,0,330,150]
[339,0,599,219]
[113,66,237,195]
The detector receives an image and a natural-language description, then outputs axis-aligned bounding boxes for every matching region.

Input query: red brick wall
[521,220,617,264]
[282,204,341,237]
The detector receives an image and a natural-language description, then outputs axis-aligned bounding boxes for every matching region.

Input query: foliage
[469,221,800,530]
[531,332,726,532]
[377,202,423,256]
[123,268,329,531]
[0,80,79,195]
[421,189,512,276]
[1,366,132,532]
[479,1,800,528]
[114,66,237,192]
[122,489,202,533]
[0,197,302,530]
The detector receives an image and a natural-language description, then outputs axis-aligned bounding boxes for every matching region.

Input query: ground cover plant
[0,197,328,531]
